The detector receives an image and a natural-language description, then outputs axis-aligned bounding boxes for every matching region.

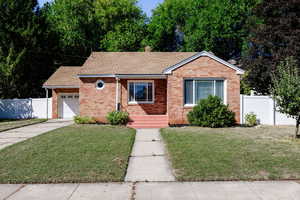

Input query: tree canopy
[0,0,299,98]
[242,0,300,94]
[43,0,146,65]
[145,0,259,60]
[271,57,300,137]
[0,0,58,98]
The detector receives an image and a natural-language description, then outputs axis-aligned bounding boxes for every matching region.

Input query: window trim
[127,80,155,104]
[183,78,227,107]
[96,80,105,90]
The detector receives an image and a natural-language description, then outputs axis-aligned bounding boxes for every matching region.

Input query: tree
[145,0,258,60]
[0,0,58,98]
[242,0,300,94]
[44,0,146,65]
[271,57,300,138]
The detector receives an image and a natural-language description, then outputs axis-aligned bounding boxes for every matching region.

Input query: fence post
[241,95,244,124]
[273,98,276,126]
[46,89,49,120]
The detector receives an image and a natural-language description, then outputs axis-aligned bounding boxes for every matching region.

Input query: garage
[59,93,79,119]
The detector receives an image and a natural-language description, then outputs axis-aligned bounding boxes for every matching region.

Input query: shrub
[106,111,129,125]
[245,112,257,127]
[74,116,97,124]
[187,95,236,128]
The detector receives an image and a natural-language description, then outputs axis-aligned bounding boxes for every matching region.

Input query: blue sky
[38,0,164,17]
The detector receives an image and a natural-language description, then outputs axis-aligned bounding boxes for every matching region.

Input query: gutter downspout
[115,78,120,111]
[45,88,49,120]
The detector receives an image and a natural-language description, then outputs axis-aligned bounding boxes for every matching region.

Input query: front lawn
[0,118,47,132]
[0,125,135,183]
[161,126,300,181]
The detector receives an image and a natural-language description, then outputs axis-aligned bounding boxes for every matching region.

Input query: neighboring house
[43,51,244,128]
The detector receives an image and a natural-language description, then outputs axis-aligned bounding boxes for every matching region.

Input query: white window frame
[96,80,105,90]
[183,78,227,107]
[128,80,155,104]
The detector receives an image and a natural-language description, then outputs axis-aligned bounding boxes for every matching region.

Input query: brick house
[43,51,244,128]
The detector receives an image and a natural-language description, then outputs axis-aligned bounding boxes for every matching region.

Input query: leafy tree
[95,0,147,52]
[271,57,300,138]
[145,0,258,60]
[0,0,58,98]
[242,0,300,94]
[44,0,146,65]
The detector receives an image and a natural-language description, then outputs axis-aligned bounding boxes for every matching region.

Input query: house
[43,51,244,128]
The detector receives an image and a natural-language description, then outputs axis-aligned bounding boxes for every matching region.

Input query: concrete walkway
[125,129,175,182]
[1,181,300,200]
[0,119,73,150]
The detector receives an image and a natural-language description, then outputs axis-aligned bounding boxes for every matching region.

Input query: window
[184,79,225,105]
[128,81,154,103]
[96,80,105,90]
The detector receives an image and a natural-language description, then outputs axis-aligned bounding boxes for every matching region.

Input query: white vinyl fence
[0,96,296,125]
[0,98,52,119]
[240,95,296,125]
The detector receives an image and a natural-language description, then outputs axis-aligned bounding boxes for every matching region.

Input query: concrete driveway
[1,181,300,200]
[0,119,73,150]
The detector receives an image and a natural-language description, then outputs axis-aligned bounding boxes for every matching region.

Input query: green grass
[0,118,47,132]
[0,125,135,183]
[161,126,300,181]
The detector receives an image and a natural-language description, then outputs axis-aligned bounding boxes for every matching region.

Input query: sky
[38,0,164,17]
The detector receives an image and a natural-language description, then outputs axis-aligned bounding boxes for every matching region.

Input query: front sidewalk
[1,181,300,200]
[0,119,73,150]
[125,129,175,182]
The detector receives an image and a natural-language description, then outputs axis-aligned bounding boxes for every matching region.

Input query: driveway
[1,181,300,200]
[0,119,73,150]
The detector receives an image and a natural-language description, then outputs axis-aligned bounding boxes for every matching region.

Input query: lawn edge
[122,127,136,181]
[160,128,178,181]
[0,119,48,133]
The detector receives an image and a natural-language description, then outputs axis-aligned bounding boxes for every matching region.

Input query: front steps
[127,115,169,129]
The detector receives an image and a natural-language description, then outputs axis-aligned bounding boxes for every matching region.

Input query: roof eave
[42,85,80,89]
[78,74,167,79]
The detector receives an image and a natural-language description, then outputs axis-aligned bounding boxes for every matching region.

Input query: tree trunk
[296,115,300,138]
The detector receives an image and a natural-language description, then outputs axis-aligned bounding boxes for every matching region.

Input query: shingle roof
[43,66,81,87]
[43,51,244,88]
[79,52,197,75]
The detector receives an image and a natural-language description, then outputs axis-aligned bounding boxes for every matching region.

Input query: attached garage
[42,66,81,119]
[59,93,79,119]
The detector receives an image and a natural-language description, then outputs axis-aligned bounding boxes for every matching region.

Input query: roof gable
[163,51,244,75]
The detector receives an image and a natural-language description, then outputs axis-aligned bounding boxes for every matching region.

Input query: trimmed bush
[74,116,97,124]
[187,95,236,128]
[245,112,257,127]
[106,111,129,125]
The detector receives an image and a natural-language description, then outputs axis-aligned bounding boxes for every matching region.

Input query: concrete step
[130,115,168,119]
[128,121,168,125]
[128,115,169,128]
[128,125,169,129]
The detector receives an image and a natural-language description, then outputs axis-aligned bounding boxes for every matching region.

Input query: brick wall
[120,79,167,115]
[167,56,241,124]
[52,88,79,118]
[79,77,116,122]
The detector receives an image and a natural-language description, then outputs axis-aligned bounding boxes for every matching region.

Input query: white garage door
[59,94,79,119]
